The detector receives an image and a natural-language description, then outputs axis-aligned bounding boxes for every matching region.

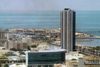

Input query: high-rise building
[0,30,6,47]
[0,30,6,40]
[61,8,75,52]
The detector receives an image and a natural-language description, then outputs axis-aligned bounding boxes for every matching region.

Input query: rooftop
[26,49,66,53]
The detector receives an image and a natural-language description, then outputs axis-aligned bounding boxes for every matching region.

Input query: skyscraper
[61,8,75,52]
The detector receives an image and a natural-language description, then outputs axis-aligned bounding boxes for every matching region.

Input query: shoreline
[75,44,97,47]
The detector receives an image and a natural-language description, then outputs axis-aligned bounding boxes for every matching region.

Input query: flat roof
[26,49,66,53]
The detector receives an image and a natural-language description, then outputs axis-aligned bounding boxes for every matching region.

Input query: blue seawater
[0,11,60,29]
[76,11,100,46]
[0,11,100,46]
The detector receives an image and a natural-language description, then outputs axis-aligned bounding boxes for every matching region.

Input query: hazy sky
[0,0,100,12]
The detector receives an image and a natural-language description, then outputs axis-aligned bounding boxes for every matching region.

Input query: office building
[26,49,66,67]
[61,8,75,52]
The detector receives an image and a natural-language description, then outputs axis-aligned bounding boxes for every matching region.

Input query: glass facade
[28,52,65,64]
[28,65,53,67]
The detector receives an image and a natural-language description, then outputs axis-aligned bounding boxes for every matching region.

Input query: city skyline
[0,0,99,66]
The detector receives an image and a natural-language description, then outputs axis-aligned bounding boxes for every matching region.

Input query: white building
[9,64,26,67]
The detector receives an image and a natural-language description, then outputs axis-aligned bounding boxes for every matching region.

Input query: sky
[0,0,100,12]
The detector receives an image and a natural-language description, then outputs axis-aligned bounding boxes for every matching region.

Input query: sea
[0,11,100,47]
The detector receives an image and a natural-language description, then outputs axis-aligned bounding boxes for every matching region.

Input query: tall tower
[61,8,75,52]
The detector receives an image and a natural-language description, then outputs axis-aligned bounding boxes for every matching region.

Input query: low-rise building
[14,42,28,50]
[9,63,26,67]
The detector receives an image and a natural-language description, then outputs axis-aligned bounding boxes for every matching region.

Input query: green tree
[27,46,31,50]
[0,63,2,67]
[4,53,16,56]
[4,64,8,67]
[0,56,8,59]
[95,46,100,50]
[31,44,37,48]
[10,48,17,51]
[19,51,25,55]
